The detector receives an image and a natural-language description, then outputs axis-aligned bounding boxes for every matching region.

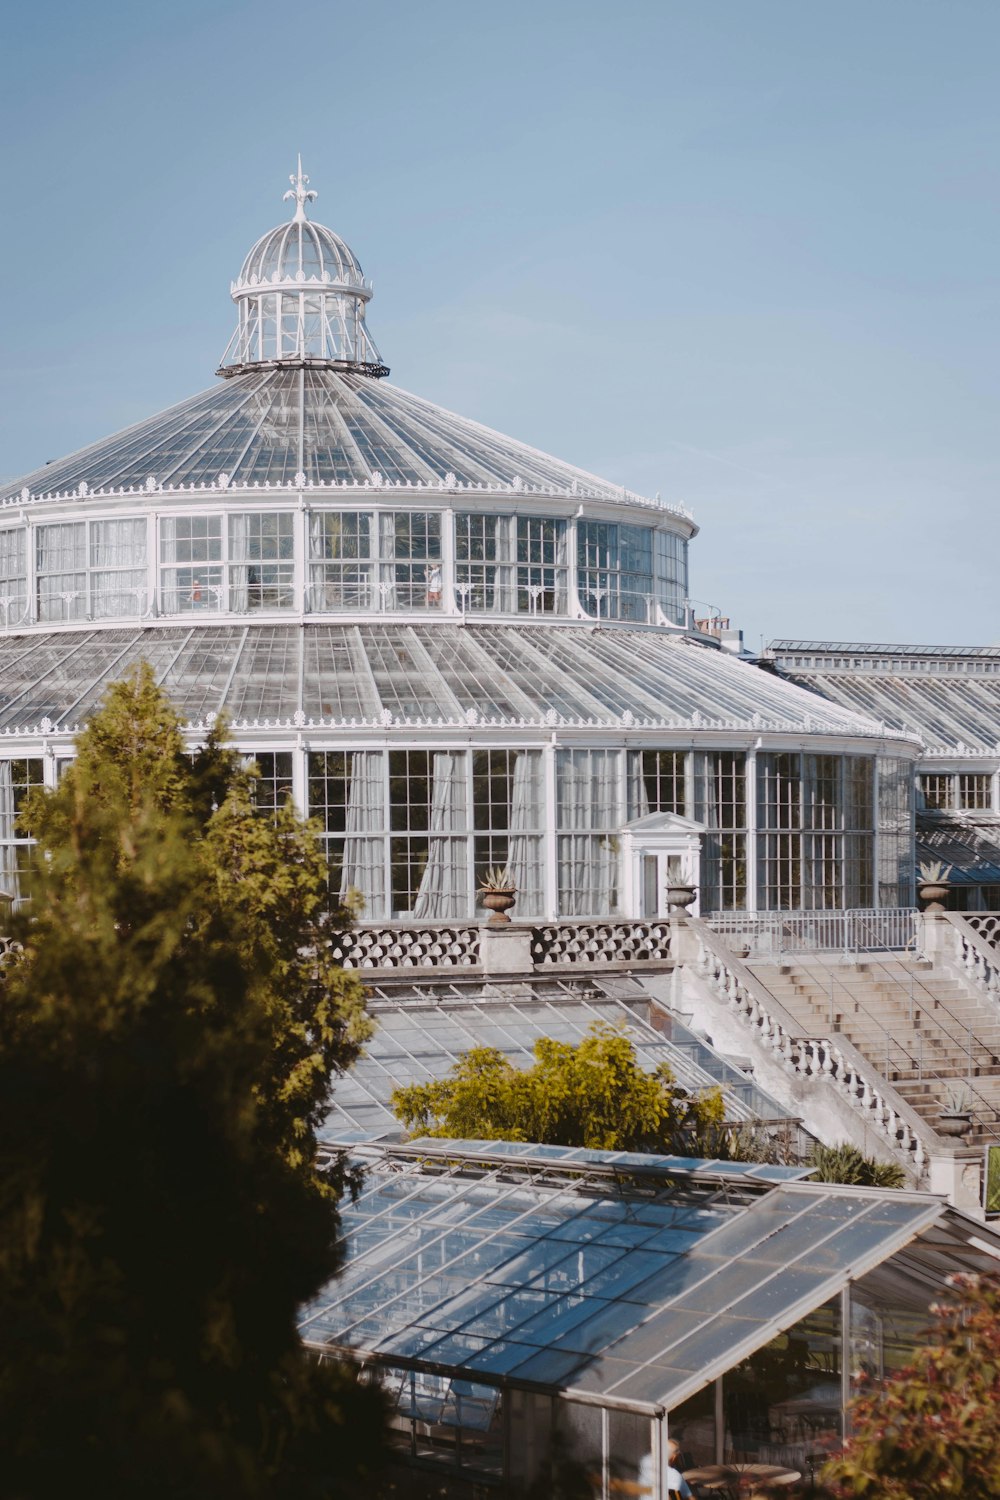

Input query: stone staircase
[748,954,1000,1145]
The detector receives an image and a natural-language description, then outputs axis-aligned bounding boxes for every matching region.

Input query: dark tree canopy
[391,1023,726,1152]
[0,665,385,1499]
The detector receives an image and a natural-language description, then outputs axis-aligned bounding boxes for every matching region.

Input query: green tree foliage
[822,1273,1000,1499]
[391,1023,726,1152]
[807,1142,907,1189]
[0,665,385,1499]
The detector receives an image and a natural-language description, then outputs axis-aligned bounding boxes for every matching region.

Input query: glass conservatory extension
[0,165,920,919]
[301,1139,1000,1500]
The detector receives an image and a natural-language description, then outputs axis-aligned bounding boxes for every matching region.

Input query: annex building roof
[0,622,910,742]
[321,974,787,1143]
[767,640,1000,756]
[300,1139,1000,1414]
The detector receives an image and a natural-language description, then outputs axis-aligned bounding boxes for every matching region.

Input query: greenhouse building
[0,165,919,919]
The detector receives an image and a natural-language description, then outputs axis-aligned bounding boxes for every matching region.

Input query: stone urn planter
[478,867,517,925]
[664,882,697,913]
[917,862,952,912]
[479,888,517,925]
[918,880,951,911]
[936,1110,972,1139]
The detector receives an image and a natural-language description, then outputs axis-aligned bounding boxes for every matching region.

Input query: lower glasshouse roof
[320,973,788,1143]
[0,622,904,739]
[300,1140,1000,1415]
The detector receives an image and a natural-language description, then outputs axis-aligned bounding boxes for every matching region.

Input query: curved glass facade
[0,507,689,626]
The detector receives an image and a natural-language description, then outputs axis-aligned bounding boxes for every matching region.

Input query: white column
[745,744,758,912]
[295,498,308,615]
[292,740,308,819]
[441,506,456,615]
[544,735,558,919]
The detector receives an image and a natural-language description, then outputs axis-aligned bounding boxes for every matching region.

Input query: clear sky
[2,0,998,647]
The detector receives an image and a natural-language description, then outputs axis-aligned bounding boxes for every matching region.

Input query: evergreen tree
[0,665,385,1499]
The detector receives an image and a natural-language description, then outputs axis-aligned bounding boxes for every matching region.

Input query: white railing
[707,908,918,958]
[949,913,1000,1004]
[530,921,672,966]
[964,914,1000,953]
[693,921,931,1177]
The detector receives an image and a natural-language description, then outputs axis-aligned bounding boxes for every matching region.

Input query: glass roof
[239,218,365,287]
[917,816,1000,884]
[298,1143,943,1412]
[321,975,789,1143]
[3,367,653,504]
[0,622,897,737]
[775,659,1000,753]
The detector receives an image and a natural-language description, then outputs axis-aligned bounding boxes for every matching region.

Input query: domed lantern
[219,157,388,377]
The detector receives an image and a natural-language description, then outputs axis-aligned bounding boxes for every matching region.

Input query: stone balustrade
[530,921,672,966]
[328,926,480,969]
[692,921,931,1177]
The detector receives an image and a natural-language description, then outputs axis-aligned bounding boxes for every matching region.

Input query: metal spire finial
[283,153,317,223]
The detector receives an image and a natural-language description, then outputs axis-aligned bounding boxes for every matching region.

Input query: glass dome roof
[238,219,366,288]
[2,368,679,503]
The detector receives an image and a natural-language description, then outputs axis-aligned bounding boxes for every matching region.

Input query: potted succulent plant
[937,1083,973,1139]
[917,859,952,911]
[664,880,697,912]
[477,866,517,925]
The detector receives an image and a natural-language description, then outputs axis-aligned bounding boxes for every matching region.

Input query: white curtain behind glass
[228,514,249,612]
[90,518,147,618]
[414,753,467,919]
[556,749,621,915]
[693,753,720,912]
[0,529,27,625]
[340,752,386,918]
[508,750,544,916]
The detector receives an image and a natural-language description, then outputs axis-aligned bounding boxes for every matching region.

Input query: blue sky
[2,0,998,646]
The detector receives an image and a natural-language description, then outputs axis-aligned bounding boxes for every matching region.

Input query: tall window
[472,749,544,916]
[456,514,512,613]
[516,517,567,615]
[160,515,223,612]
[654,531,688,623]
[380,513,442,611]
[308,751,387,918]
[0,757,43,903]
[36,522,87,622]
[246,751,294,821]
[228,512,294,611]
[878,757,914,908]
[556,749,623,915]
[757,754,874,910]
[90,518,148,618]
[308,512,374,610]
[577,522,653,622]
[388,750,468,917]
[695,752,747,911]
[0,529,28,626]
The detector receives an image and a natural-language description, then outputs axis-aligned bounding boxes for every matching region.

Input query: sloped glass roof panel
[4,368,645,502]
[774,651,1000,753]
[321,984,791,1144]
[0,621,895,737]
[301,1150,942,1412]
